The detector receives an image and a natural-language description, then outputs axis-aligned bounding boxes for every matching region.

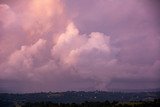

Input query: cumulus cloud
[9,39,47,68]
[0,39,46,80]
[21,0,66,39]
[53,22,160,90]
[0,4,15,27]
[0,0,160,92]
[0,0,67,66]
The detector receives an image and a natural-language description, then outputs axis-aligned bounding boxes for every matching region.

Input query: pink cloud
[0,4,15,27]
[0,0,159,92]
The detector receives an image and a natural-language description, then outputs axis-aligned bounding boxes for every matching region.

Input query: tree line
[21,99,160,107]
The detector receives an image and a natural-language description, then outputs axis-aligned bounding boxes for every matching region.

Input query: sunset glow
[0,0,160,93]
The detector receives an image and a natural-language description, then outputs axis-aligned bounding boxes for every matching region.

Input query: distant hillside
[0,91,160,106]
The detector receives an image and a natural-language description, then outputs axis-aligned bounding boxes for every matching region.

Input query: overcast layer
[0,0,160,93]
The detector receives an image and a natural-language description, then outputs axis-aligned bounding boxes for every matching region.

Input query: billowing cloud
[9,39,47,69]
[52,23,112,64]
[0,4,15,27]
[21,0,66,39]
[0,39,46,80]
[0,0,160,92]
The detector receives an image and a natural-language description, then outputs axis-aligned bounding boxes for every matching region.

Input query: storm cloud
[0,0,160,93]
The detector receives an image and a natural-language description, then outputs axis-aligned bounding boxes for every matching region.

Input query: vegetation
[21,99,160,107]
[0,91,160,107]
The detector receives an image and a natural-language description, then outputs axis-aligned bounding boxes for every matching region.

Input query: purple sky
[0,0,160,93]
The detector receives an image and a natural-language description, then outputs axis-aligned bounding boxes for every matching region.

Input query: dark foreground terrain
[22,99,160,107]
[0,91,160,107]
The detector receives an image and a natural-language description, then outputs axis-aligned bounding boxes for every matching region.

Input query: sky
[0,0,160,93]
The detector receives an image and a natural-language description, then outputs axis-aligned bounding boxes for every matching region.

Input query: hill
[0,91,160,107]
